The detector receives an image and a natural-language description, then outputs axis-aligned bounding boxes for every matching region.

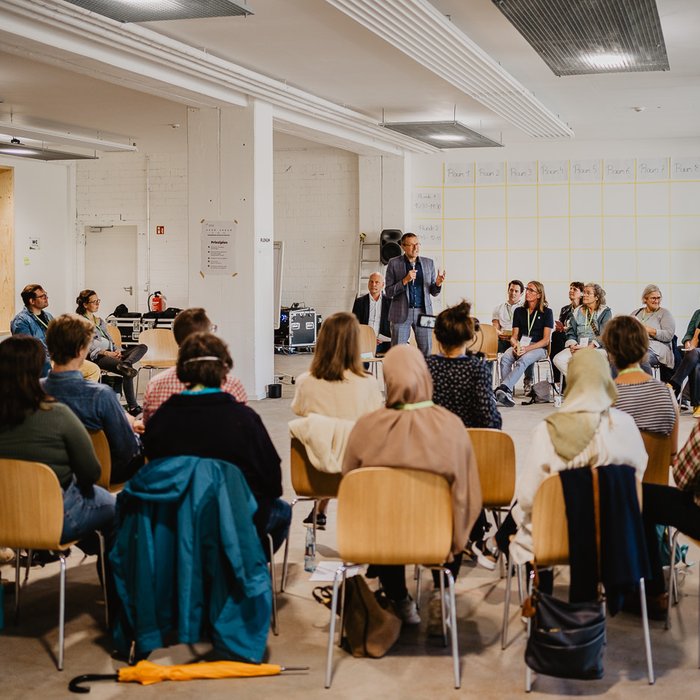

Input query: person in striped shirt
[603,315,700,616]
[142,308,247,423]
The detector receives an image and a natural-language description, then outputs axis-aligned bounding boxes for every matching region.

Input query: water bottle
[304,526,317,573]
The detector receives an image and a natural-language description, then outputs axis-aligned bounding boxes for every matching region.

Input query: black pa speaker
[380,229,403,264]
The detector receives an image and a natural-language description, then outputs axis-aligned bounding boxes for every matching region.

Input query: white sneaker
[427,590,444,637]
[396,595,421,625]
[472,541,497,571]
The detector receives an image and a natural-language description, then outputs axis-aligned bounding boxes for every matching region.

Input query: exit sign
[156,226,165,235]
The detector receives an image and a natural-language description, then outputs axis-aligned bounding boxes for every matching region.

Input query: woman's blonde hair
[310,312,364,381]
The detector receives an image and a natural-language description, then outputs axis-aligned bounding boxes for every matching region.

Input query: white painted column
[187,101,274,400]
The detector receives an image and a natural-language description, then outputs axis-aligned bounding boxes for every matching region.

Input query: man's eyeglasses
[34,294,48,300]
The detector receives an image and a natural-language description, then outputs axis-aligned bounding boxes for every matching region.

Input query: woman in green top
[0,335,115,544]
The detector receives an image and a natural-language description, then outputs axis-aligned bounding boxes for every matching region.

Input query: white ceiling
[0,0,699,154]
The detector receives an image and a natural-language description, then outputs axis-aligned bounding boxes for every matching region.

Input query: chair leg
[638,577,655,685]
[96,533,109,629]
[337,570,348,649]
[501,560,514,650]
[267,534,279,636]
[525,568,534,692]
[445,569,460,689]
[280,497,299,592]
[57,554,67,671]
[669,529,680,606]
[438,567,447,645]
[280,496,314,592]
[414,565,423,610]
[14,549,21,624]
[24,548,32,584]
[324,565,346,689]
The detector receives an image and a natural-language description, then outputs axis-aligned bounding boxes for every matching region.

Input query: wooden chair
[464,324,500,385]
[107,323,123,349]
[135,328,178,395]
[466,428,516,602]
[357,324,384,380]
[505,471,654,690]
[89,429,126,493]
[280,438,342,591]
[641,431,673,486]
[466,428,516,513]
[0,459,108,670]
[325,467,460,689]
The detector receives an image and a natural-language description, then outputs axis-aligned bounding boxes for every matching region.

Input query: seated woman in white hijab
[342,345,482,635]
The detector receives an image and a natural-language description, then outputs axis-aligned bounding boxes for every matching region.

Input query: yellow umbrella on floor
[69,660,309,693]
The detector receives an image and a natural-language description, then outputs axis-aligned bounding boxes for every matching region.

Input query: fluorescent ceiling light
[0,121,137,152]
[382,121,502,149]
[430,134,468,143]
[64,0,253,23]
[0,142,98,160]
[583,53,630,70]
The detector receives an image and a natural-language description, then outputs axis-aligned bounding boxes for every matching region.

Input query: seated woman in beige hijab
[508,349,647,565]
[486,348,647,593]
[342,345,482,635]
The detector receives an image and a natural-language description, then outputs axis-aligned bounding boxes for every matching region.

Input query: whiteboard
[274,241,284,329]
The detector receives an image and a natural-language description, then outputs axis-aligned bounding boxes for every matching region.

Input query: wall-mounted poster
[201,220,236,276]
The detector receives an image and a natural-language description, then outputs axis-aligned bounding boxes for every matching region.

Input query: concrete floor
[1,352,698,699]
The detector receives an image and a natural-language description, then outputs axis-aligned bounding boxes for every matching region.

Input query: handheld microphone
[410,261,416,285]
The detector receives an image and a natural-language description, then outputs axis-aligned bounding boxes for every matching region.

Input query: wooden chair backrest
[0,460,67,549]
[137,328,178,367]
[107,324,123,349]
[290,437,342,499]
[431,329,444,355]
[337,467,452,565]
[90,429,113,489]
[358,324,377,357]
[532,469,643,567]
[463,327,484,354]
[531,474,570,566]
[641,431,673,486]
[466,428,516,508]
[478,323,500,359]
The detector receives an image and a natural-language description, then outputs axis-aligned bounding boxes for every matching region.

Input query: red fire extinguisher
[148,291,167,313]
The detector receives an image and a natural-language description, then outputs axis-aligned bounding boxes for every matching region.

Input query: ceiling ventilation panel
[492,0,669,76]
[65,0,253,23]
[382,121,502,149]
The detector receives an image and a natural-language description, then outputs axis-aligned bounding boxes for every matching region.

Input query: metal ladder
[357,237,382,295]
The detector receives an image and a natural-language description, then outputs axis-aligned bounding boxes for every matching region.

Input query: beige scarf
[545,348,618,462]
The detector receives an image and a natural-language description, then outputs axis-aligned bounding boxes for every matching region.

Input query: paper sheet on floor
[308,560,363,581]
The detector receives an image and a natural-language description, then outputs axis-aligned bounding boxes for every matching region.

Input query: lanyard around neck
[526,309,538,336]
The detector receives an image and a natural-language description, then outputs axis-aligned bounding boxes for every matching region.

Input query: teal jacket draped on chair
[110,456,272,662]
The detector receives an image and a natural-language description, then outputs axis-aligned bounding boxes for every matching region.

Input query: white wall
[274,145,359,320]
[4,156,74,317]
[409,138,700,334]
[75,151,188,311]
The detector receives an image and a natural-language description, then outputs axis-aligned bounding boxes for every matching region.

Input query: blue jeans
[499,347,547,392]
[61,479,116,545]
[391,308,432,355]
[266,498,292,554]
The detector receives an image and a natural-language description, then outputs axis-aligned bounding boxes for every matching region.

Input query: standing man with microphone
[385,232,445,355]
